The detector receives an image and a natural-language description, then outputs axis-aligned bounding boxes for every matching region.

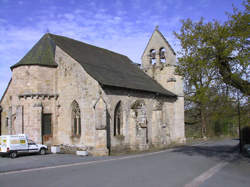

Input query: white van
[0,134,47,158]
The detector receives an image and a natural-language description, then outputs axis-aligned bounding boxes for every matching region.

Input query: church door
[42,114,52,145]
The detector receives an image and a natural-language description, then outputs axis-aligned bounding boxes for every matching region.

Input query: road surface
[0,139,249,187]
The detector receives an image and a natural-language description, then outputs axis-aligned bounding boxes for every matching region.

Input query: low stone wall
[57,144,88,154]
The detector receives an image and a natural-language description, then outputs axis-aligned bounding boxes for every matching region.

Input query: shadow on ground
[172,140,243,162]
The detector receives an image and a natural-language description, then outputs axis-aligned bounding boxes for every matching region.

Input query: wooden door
[42,114,52,145]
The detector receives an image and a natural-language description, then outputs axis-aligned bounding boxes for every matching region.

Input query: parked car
[0,134,47,158]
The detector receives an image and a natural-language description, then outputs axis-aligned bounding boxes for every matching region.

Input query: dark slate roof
[11,33,176,97]
[11,34,58,69]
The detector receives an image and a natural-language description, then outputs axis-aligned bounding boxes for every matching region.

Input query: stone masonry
[0,28,185,156]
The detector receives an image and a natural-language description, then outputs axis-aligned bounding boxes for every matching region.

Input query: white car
[0,134,48,158]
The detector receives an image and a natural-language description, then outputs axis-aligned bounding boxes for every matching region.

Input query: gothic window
[114,101,123,136]
[159,47,166,63]
[149,49,156,64]
[71,100,81,136]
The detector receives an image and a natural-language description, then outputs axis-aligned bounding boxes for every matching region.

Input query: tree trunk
[218,57,250,96]
[200,108,207,138]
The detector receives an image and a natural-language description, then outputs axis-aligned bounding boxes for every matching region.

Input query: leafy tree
[175,1,249,95]
[174,1,250,137]
[174,18,222,137]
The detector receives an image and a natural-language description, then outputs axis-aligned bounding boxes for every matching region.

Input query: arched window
[159,47,166,63]
[71,100,81,136]
[114,101,123,136]
[149,49,156,64]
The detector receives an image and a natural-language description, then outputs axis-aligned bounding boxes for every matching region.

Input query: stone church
[0,28,185,156]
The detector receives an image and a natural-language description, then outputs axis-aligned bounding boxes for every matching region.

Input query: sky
[0,0,244,98]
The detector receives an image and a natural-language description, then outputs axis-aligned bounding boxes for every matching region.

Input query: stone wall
[54,46,108,155]
[0,46,109,155]
[148,65,185,143]
[141,29,186,145]
[1,32,185,156]
[101,87,181,152]
[0,66,57,143]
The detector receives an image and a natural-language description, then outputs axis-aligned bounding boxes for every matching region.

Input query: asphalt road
[0,139,249,187]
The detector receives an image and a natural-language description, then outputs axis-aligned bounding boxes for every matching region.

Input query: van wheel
[39,148,46,155]
[10,151,17,159]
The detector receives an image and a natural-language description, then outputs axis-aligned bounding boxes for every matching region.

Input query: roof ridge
[48,33,131,60]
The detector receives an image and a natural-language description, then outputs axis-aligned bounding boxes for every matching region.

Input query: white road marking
[184,161,229,187]
[0,148,175,176]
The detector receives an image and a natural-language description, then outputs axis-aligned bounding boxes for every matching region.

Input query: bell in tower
[141,26,176,71]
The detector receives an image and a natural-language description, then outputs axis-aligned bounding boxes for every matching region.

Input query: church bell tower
[141,26,183,97]
[141,27,185,143]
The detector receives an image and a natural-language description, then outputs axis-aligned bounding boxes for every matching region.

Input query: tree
[175,1,250,96]
[174,1,250,137]
[174,18,224,137]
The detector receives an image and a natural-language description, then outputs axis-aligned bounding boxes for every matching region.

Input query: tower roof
[11,33,58,69]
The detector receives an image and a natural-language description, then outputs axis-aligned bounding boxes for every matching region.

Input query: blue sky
[0,0,243,97]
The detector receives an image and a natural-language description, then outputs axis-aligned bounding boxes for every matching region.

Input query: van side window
[28,139,35,145]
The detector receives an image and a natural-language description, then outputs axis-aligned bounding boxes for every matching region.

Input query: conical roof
[11,34,58,69]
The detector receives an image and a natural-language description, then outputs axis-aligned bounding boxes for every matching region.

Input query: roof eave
[10,64,58,71]
[101,84,177,98]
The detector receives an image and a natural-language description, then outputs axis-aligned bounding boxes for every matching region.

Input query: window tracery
[71,100,81,136]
